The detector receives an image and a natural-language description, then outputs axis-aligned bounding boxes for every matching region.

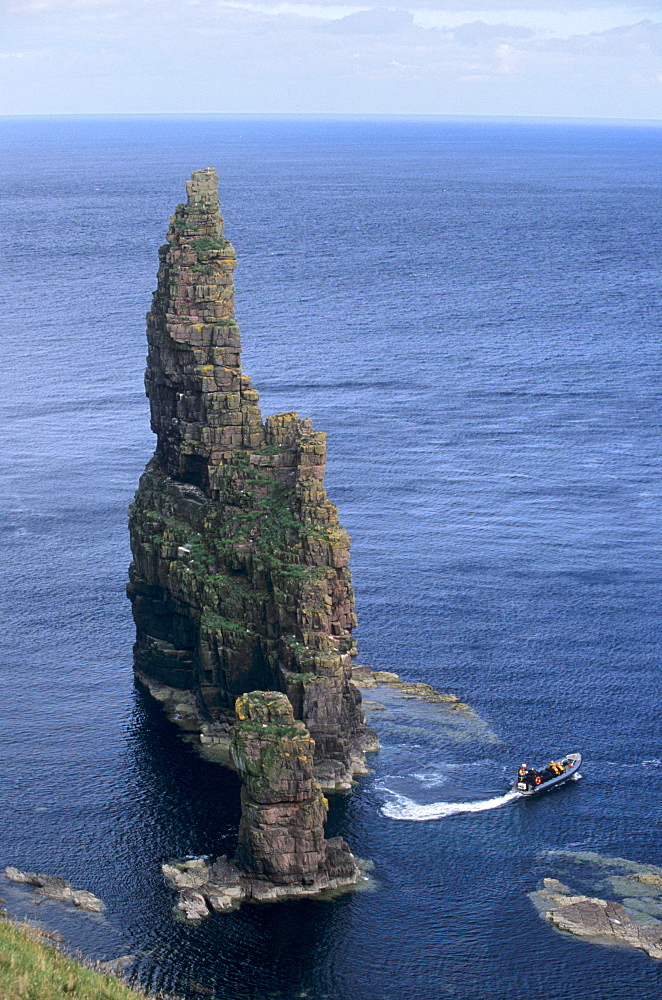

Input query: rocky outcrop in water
[530,856,662,961]
[162,692,360,918]
[3,868,105,912]
[533,879,662,959]
[128,168,374,789]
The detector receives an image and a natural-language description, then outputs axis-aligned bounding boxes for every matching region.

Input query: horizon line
[1,111,661,127]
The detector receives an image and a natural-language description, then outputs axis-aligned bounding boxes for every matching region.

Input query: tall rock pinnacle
[146,167,264,490]
[128,169,375,790]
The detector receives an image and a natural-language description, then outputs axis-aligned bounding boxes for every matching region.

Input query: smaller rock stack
[3,868,104,912]
[162,691,360,918]
[232,691,357,886]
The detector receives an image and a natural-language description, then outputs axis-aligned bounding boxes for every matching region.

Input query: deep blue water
[1,115,661,1000]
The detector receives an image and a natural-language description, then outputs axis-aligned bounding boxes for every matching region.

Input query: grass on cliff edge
[0,916,165,1000]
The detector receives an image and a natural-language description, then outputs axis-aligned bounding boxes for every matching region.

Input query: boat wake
[381,788,521,821]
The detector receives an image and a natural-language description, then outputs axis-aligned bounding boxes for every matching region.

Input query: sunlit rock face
[529,853,662,961]
[128,169,373,789]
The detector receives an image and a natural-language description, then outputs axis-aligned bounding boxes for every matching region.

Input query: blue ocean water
[0,115,661,1000]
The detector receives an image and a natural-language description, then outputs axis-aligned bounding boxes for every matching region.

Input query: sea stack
[161,692,359,918]
[232,691,358,887]
[128,168,373,789]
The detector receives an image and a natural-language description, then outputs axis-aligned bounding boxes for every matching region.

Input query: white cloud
[5,0,119,9]
[321,7,414,32]
[0,46,53,57]
[452,19,533,41]
[1,0,662,116]
[539,17,662,52]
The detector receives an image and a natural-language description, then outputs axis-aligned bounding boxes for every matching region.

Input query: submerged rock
[632,871,662,889]
[97,955,135,975]
[353,666,475,712]
[128,168,375,790]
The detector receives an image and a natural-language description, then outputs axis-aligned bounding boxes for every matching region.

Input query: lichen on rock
[128,168,375,789]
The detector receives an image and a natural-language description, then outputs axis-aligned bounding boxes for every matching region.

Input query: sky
[1,0,661,118]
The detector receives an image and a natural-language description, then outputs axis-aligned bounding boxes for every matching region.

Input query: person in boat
[537,761,562,783]
[518,759,567,790]
[518,765,533,789]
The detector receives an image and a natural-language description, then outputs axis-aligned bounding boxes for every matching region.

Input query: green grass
[0,916,169,1000]
[192,237,230,254]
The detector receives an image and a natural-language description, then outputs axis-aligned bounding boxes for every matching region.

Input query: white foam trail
[381,789,521,821]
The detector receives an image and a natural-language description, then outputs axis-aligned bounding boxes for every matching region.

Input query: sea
[1,115,661,1000]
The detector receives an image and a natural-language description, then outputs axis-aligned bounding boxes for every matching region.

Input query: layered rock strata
[162,692,360,918]
[232,691,357,884]
[128,168,374,789]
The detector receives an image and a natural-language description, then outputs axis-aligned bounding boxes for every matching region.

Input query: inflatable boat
[512,753,581,797]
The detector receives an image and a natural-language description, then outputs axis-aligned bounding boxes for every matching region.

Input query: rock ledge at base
[163,847,362,920]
